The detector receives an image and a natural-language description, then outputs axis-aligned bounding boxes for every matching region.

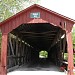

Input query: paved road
[7,62,66,75]
[8,71,66,75]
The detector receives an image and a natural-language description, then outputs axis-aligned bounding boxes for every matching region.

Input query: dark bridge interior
[7,23,67,71]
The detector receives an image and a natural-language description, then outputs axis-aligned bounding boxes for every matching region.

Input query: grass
[64,53,68,60]
[64,53,75,75]
[73,53,75,64]
[64,53,75,64]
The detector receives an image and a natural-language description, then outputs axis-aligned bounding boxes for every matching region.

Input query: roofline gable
[0,4,75,26]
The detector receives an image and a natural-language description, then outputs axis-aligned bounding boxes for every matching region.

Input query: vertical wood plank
[1,34,8,75]
[62,34,66,59]
[16,36,18,65]
[66,32,74,75]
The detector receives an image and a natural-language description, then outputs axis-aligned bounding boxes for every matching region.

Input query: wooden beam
[20,31,57,34]
[66,32,74,75]
[8,34,17,67]
[22,42,25,64]
[62,33,66,59]
[21,42,23,64]
[18,37,23,65]
[23,35,55,38]
[11,31,56,36]
[15,35,19,65]
[7,38,10,56]
[50,29,61,48]
[1,34,8,75]
[59,32,63,66]
[11,30,57,34]
[9,35,15,56]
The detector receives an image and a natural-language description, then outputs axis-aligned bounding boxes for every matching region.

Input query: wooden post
[66,31,74,75]
[9,36,15,56]
[23,42,25,63]
[19,38,22,65]
[16,36,19,65]
[1,34,8,75]
[62,34,66,59]
[59,31,62,66]
[22,42,25,64]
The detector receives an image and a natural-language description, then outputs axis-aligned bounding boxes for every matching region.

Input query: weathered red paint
[66,31,74,75]
[0,4,75,75]
[1,34,8,75]
[0,4,74,34]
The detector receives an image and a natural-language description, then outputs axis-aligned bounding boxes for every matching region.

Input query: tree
[39,50,48,58]
[0,0,39,22]
[0,0,39,48]
[0,0,39,60]
[72,25,75,49]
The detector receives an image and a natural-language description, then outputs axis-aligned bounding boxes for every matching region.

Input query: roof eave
[0,4,75,26]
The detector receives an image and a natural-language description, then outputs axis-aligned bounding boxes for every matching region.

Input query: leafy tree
[39,50,48,58]
[0,0,39,60]
[0,0,39,49]
[0,0,39,22]
[72,26,75,49]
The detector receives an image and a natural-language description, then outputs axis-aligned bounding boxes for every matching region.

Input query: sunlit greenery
[64,53,75,64]
[72,26,75,49]
[0,0,39,22]
[64,53,68,60]
[39,50,48,58]
[0,0,39,61]
[74,53,75,64]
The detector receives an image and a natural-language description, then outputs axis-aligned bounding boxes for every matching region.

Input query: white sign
[30,12,40,18]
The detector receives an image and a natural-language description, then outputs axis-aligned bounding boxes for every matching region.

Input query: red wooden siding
[0,4,75,75]
[0,6,74,34]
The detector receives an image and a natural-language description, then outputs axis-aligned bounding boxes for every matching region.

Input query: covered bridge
[0,4,75,75]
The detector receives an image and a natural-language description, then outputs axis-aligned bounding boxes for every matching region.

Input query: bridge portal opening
[7,23,67,72]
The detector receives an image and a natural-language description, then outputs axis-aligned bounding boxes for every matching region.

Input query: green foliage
[0,0,39,61]
[72,26,75,49]
[0,0,20,21]
[39,50,48,58]
[64,53,75,64]
[64,53,68,60]
[74,53,75,64]
[0,0,39,22]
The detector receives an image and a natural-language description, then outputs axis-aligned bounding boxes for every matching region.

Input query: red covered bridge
[0,4,75,75]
